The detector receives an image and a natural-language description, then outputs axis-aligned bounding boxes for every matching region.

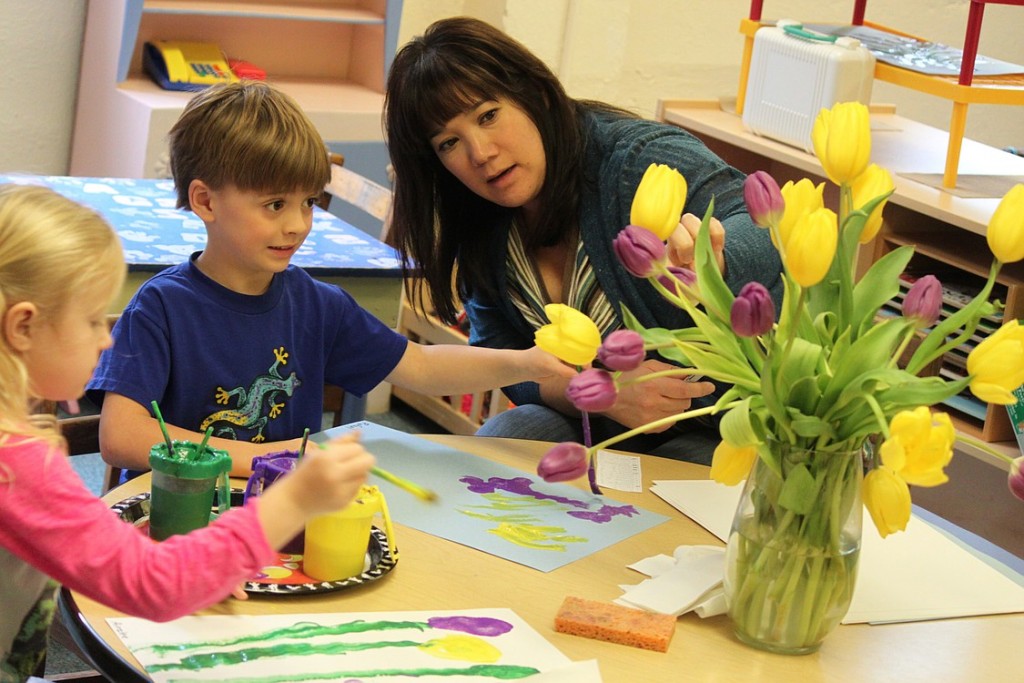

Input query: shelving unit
[736,0,1024,188]
[392,295,512,436]
[70,0,402,178]
[656,98,1024,462]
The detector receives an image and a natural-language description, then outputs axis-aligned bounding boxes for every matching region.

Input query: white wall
[0,0,86,174]
[401,0,1024,151]
[1,0,1021,174]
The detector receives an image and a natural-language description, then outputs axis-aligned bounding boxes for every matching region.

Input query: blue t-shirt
[88,254,407,443]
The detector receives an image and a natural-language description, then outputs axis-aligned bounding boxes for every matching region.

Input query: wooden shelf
[736,1,1024,188]
[142,1,384,23]
[71,0,402,178]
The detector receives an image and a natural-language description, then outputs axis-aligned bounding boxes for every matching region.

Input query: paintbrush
[150,400,176,458]
[311,433,438,503]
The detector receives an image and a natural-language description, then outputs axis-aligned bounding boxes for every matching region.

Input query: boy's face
[194,183,321,295]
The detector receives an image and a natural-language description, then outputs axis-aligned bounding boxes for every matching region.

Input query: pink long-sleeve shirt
[0,436,277,668]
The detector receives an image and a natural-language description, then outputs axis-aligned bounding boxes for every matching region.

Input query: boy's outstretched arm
[98,392,304,477]
[384,343,575,397]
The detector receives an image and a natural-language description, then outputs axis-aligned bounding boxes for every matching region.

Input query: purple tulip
[537,442,590,483]
[657,265,698,302]
[598,329,646,372]
[1009,456,1024,502]
[613,224,667,278]
[902,275,942,327]
[743,170,785,228]
[565,369,618,412]
[730,281,775,337]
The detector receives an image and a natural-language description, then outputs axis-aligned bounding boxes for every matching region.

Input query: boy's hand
[525,345,578,381]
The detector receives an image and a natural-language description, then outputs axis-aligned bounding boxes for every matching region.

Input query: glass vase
[723,439,864,655]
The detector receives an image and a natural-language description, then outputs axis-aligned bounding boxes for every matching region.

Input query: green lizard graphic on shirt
[200,346,301,442]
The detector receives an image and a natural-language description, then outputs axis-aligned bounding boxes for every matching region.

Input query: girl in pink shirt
[0,185,376,681]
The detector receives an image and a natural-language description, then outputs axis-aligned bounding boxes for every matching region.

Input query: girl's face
[21,288,114,403]
[430,97,546,219]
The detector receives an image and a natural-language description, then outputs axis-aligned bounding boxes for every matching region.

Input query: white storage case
[742,20,875,152]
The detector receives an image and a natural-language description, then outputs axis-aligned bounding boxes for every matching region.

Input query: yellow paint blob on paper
[418,635,501,662]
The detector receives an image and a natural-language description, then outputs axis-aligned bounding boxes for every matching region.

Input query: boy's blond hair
[168,80,331,209]
[0,184,125,445]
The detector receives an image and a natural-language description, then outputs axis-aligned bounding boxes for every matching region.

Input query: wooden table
[60,435,1022,682]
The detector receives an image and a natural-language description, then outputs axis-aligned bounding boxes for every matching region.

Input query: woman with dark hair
[384,17,783,464]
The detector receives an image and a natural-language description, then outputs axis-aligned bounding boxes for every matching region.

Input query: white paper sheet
[595,451,642,492]
[651,479,1024,624]
[108,608,576,683]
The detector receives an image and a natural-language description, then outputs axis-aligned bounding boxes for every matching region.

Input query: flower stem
[581,410,602,495]
[586,400,739,456]
[955,433,1016,467]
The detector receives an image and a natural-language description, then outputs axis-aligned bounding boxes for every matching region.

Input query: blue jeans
[476,404,719,466]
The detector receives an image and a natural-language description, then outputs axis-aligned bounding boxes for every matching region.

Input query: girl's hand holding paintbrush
[254,431,375,550]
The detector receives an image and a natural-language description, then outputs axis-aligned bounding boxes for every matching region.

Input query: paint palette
[112,492,398,595]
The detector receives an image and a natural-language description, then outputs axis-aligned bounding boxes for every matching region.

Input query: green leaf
[786,375,823,416]
[852,245,913,335]
[694,199,735,323]
[788,410,834,439]
[720,399,758,446]
[822,318,906,404]
[778,464,818,514]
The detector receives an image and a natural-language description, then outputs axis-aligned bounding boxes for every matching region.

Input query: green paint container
[149,440,232,541]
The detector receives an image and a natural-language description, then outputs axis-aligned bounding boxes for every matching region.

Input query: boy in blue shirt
[88,81,571,476]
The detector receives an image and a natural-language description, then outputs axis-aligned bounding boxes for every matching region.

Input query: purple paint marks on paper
[459,476,638,523]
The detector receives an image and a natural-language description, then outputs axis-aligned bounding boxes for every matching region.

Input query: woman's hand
[667,213,725,273]
[601,359,714,432]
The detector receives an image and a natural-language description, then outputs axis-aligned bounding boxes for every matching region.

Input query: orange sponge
[554,596,676,652]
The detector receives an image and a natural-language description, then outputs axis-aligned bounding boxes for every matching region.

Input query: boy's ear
[189,179,215,221]
[3,301,39,352]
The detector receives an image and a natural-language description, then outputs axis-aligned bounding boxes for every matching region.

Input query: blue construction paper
[319,422,669,572]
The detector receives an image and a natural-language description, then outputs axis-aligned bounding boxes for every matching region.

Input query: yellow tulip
[967,319,1024,405]
[534,303,602,366]
[851,164,894,244]
[811,102,871,185]
[862,466,911,538]
[783,207,837,287]
[879,407,955,487]
[777,178,825,250]
[630,163,688,241]
[710,441,758,486]
[986,183,1024,264]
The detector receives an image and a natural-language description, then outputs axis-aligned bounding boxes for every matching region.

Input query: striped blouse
[506,224,618,337]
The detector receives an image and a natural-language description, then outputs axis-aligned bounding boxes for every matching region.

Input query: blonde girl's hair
[0,184,126,448]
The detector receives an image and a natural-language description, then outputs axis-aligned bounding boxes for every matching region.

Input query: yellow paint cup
[303,485,396,581]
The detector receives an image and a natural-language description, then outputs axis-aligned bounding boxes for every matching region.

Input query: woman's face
[430,97,546,217]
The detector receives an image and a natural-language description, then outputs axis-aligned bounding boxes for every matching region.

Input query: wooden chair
[318,151,395,426]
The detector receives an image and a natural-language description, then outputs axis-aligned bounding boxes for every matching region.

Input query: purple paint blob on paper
[459,476,638,523]
[427,616,514,637]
